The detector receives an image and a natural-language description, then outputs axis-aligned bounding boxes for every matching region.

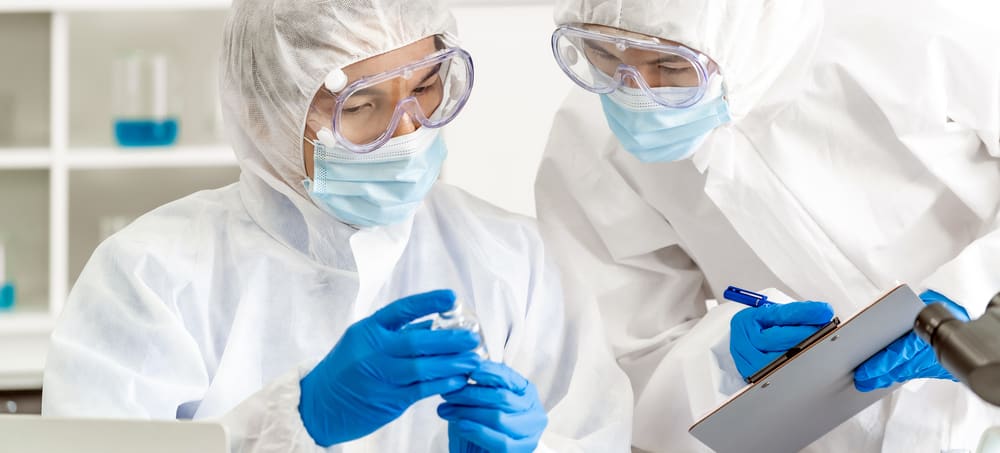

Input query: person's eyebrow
[342,63,442,99]
[585,41,687,67]
[584,41,615,55]
[346,82,386,98]
[644,54,690,66]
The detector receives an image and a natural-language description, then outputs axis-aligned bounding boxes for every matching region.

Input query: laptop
[0,415,229,452]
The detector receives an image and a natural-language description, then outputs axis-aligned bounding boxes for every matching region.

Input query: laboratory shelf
[0,149,52,169]
[0,310,56,336]
[0,0,230,13]
[0,310,51,390]
[0,13,51,149]
[67,146,237,169]
[0,0,539,13]
[0,309,51,390]
[66,10,230,148]
[0,5,241,389]
[0,169,51,320]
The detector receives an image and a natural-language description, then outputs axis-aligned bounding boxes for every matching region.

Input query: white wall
[443,4,569,218]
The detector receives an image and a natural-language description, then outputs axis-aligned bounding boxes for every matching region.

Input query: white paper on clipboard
[688,284,926,453]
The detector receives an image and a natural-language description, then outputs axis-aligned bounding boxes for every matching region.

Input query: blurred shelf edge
[0,311,56,336]
[0,0,550,13]
[0,369,43,392]
[0,146,238,169]
[67,145,237,169]
[0,0,231,12]
[0,149,53,170]
[0,312,51,391]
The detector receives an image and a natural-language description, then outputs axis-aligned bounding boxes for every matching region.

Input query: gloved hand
[299,289,483,447]
[730,301,836,379]
[438,361,548,453]
[854,290,970,392]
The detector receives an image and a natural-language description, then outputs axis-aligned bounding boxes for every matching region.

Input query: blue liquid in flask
[0,282,14,312]
[114,118,179,147]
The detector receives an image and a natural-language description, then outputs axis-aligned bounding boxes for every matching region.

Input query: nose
[392,112,419,138]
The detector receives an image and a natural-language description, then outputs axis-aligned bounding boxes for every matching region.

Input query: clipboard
[688,284,926,453]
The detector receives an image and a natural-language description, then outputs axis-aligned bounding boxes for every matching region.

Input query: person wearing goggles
[41,0,632,451]
[536,0,1000,452]
[301,35,474,227]
[551,24,731,163]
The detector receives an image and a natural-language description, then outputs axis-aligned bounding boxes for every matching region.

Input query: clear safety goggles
[551,25,718,108]
[314,46,474,154]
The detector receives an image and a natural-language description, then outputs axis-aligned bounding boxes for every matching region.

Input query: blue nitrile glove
[299,289,483,447]
[854,289,970,392]
[730,301,836,379]
[438,361,548,453]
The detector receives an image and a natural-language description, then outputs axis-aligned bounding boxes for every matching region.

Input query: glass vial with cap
[432,300,488,359]
[112,52,179,147]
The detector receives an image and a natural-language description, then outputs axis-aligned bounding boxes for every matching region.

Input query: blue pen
[723,286,776,308]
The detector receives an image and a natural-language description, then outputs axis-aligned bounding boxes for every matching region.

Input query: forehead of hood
[555,0,823,121]
[220,0,457,192]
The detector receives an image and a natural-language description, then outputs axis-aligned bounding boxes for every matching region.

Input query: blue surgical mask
[304,126,447,228]
[599,82,732,163]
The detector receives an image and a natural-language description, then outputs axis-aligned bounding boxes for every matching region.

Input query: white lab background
[0,0,566,396]
[445,3,570,217]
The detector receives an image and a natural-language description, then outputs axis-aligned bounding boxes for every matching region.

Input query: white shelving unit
[66,146,236,169]
[0,149,52,170]
[0,0,230,12]
[0,2,240,390]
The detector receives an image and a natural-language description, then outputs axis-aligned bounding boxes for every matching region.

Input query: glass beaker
[112,52,179,147]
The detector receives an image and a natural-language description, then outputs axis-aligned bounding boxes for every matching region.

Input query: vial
[432,300,488,359]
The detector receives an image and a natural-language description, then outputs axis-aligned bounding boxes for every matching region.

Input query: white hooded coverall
[537,0,1000,451]
[42,0,633,451]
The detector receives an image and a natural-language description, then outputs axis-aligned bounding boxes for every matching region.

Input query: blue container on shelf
[0,282,14,312]
[0,242,12,311]
[113,51,180,148]
[114,118,179,147]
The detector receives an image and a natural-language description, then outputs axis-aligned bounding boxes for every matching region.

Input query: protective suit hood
[554,0,824,122]
[220,0,457,264]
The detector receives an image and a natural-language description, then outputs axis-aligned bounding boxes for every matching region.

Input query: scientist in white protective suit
[536,0,1000,451]
[41,0,633,451]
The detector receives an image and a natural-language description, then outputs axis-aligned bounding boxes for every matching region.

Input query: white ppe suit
[537,0,1000,451]
[41,0,633,451]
